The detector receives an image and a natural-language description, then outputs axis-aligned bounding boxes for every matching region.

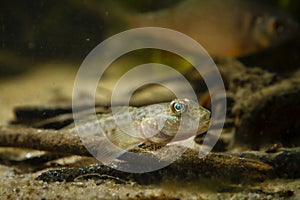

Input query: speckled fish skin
[68,99,210,150]
[128,0,298,57]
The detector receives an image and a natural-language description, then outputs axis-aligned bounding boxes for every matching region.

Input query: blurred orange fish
[126,0,298,57]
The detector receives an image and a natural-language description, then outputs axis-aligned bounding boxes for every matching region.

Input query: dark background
[1,0,300,75]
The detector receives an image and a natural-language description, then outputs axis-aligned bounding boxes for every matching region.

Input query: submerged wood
[0,126,89,156]
[0,125,271,183]
[36,149,272,183]
[215,59,300,149]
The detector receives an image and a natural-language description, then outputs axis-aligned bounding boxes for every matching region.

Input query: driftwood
[215,59,300,149]
[36,149,272,184]
[13,104,112,129]
[232,147,300,179]
[3,125,300,182]
[0,125,272,183]
[0,126,89,156]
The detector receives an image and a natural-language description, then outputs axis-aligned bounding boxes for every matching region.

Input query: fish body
[68,99,210,151]
[127,0,298,57]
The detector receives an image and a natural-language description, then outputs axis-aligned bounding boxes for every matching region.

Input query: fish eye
[170,100,188,115]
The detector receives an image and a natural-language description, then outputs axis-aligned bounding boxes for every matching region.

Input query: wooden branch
[0,126,90,156]
[0,125,271,183]
[37,149,272,183]
[215,59,300,149]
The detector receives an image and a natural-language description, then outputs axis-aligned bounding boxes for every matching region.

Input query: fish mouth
[197,119,210,134]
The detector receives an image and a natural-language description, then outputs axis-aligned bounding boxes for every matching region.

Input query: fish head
[250,12,299,50]
[156,98,211,143]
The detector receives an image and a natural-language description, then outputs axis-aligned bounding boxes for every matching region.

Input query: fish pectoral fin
[106,126,144,151]
[88,128,144,165]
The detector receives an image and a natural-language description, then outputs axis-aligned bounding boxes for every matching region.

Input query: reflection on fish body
[127,0,298,57]
[68,99,210,152]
